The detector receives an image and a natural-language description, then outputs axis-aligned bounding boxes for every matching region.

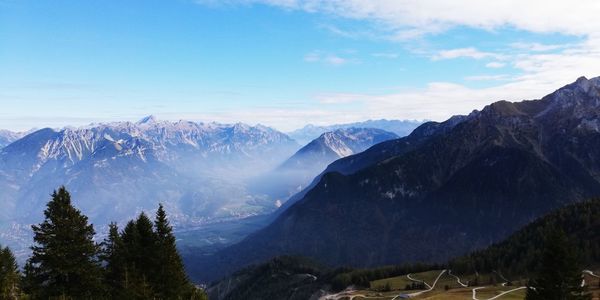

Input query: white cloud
[432,47,504,61]
[465,74,510,81]
[510,42,568,52]
[485,62,506,68]
[314,38,600,123]
[372,52,399,59]
[325,55,347,65]
[304,51,352,66]
[209,0,600,38]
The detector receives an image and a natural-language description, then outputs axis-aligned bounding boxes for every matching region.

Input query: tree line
[0,186,207,299]
[449,198,600,277]
[448,199,600,300]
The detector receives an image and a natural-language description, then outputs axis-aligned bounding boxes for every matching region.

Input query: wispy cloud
[194,1,600,122]
[201,1,600,38]
[372,52,399,59]
[485,62,506,68]
[303,50,354,66]
[465,74,511,81]
[431,47,505,61]
[313,37,600,123]
[510,42,568,52]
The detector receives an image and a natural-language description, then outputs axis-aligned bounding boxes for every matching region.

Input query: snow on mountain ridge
[322,131,355,157]
[0,130,27,149]
[287,119,424,145]
[6,117,297,168]
[0,117,300,244]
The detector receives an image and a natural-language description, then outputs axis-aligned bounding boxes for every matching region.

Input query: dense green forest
[450,198,600,277]
[0,186,207,300]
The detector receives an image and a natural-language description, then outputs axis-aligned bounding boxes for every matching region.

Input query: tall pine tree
[25,186,104,299]
[0,246,20,299]
[154,203,192,299]
[118,213,158,299]
[101,222,127,299]
[526,229,591,300]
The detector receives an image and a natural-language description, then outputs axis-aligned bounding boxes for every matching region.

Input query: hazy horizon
[3,1,600,131]
[0,114,427,134]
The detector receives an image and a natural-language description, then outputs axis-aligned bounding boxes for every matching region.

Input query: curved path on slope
[581,270,599,288]
[406,273,433,289]
[583,270,600,278]
[321,291,392,300]
[493,270,509,287]
[391,270,447,299]
[448,270,468,287]
[472,286,527,300]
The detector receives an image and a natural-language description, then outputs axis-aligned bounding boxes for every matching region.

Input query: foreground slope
[208,199,600,300]
[189,76,600,282]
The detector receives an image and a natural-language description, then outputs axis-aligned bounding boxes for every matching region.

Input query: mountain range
[0,130,25,149]
[0,117,301,254]
[287,119,423,145]
[0,116,419,261]
[187,76,600,282]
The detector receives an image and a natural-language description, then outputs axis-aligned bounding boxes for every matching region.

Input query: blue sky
[1,0,599,131]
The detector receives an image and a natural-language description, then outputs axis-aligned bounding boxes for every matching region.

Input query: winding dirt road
[391,270,447,299]
[448,270,468,287]
[472,286,527,300]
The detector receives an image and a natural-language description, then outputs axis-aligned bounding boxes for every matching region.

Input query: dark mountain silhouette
[187,76,600,282]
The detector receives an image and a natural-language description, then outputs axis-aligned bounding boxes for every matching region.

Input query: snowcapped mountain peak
[0,129,27,148]
[232,122,251,131]
[0,117,301,241]
[318,128,398,158]
[279,127,398,172]
[287,119,423,145]
[137,115,159,125]
[557,75,600,96]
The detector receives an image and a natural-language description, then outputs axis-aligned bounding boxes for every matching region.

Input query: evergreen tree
[525,229,591,300]
[154,204,189,299]
[0,246,20,299]
[101,222,127,299]
[22,260,44,298]
[24,186,104,299]
[119,215,156,299]
[135,212,158,294]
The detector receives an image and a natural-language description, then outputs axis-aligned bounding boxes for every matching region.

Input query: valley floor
[320,269,600,300]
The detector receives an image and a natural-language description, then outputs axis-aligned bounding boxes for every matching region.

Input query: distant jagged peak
[556,75,600,95]
[570,75,600,92]
[308,127,397,157]
[254,123,275,132]
[137,115,159,125]
[232,122,251,131]
[468,75,600,122]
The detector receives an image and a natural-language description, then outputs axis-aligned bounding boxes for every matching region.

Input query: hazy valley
[3,2,599,298]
